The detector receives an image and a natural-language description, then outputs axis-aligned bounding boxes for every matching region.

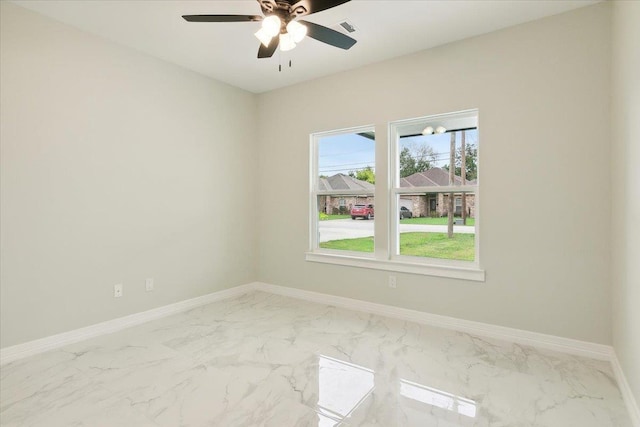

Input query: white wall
[0,3,258,348]
[257,3,612,344]
[611,0,640,404]
[1,1,623,355]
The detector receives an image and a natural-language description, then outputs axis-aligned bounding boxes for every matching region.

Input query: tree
[349,166,375,184]
[399,147,417,177]
[444,143,478,181]
[400,145,436,177]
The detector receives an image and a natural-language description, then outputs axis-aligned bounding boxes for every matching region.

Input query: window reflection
[313,354,477,425]
[400,378,477,418]
[316,355,374,425]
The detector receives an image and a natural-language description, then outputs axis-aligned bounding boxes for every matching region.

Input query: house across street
[319,168,476,218]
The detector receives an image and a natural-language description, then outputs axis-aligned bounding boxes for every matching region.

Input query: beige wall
[0,3,258,347]
[1,1,628,364]
[257,4,612,344]
[611,0,640,405]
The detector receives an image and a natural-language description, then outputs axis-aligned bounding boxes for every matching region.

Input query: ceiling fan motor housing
[183,0,356,58]
[258,0,309,30]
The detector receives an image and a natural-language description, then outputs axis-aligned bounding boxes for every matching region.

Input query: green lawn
[400,217,475,226]
[319,214,352,221]
[399,232,475,260]
[320,236,375,252]
[319,232,475,261]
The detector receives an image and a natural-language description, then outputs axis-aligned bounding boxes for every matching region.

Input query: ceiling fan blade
[258,38,280,58]
[299,20,356,50]
[289,0,351,17]
[182,15,262,23]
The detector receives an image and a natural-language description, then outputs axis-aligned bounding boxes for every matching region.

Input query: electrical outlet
[145,278,154,292]
[388,276,397,289]
[114,283,123,298]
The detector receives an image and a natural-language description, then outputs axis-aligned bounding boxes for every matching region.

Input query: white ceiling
[12,0,599,93]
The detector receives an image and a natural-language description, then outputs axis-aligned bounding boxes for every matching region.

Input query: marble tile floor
[0,291,632,427]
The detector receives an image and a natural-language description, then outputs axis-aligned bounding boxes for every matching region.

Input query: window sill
[305,252,485,282]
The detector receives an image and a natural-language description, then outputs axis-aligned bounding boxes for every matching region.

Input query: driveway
[318,219,475,243]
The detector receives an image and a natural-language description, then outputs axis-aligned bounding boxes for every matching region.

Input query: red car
[351,204,374,220]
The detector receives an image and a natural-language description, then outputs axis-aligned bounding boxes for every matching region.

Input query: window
[391,110,479,265]
[310,126,375,255]
[308,111,483,281]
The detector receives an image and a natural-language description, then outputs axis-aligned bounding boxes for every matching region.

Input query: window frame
[307,112,484,282]
[309,124,376,258]
[389,110,480,271]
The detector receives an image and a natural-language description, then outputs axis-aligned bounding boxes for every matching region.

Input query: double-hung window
[310,126,376,256]
[308,110,483,281]
[390,110,479,270]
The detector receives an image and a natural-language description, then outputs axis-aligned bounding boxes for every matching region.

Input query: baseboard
[0,284,254,366]
[251,282,614,361]
[251,282,640,421]
[1,281,614,363]
[611,353,640,427]
[3,280,635,423]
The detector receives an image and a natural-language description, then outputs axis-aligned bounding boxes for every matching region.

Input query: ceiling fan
[182,0,357,58]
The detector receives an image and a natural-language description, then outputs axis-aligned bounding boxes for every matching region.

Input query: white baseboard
[252,282,640,424]
[2,280,637,425]
[251,282,614,361]
[0,284,254,366]
[611,353,640,427]
[1,281,613,364]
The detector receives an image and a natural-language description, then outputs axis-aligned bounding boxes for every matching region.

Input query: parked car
[399,206,413,219]
[351,204,374,220]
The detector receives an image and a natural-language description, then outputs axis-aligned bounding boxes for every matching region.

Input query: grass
[400,217,475,226]
[319,213,352,221]
[399,232,475,261]
[320,236,374,252]
[319,232,475,261]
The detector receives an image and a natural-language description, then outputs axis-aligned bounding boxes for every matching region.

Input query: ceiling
[12,0,599,93]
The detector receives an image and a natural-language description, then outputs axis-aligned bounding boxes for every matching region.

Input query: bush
[319,212,329,221]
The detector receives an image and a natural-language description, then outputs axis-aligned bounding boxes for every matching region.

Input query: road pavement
[318,219,475,243]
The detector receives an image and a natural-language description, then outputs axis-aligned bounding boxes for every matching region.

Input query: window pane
[392,110,479,264]
[318,196,375,253]
[399,129,478,185]
[315,129,375,254]
[397,193,475,261]
[317,131,375,189]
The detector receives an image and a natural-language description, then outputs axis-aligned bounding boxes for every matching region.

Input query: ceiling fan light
[435,126,447,134]
[422,126,434,135]
[254,28,273,47]
[262,15,281,37]
[286,20,307,43]
[279,33,296,51]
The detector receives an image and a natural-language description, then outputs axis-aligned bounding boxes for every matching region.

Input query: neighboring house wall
[400,168,476,217]
[318,174,375,215]
[321,196,374,214]
[319,171,476,218]
[407,193,475,218]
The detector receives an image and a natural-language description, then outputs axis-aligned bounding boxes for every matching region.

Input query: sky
[318,129,478,176]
